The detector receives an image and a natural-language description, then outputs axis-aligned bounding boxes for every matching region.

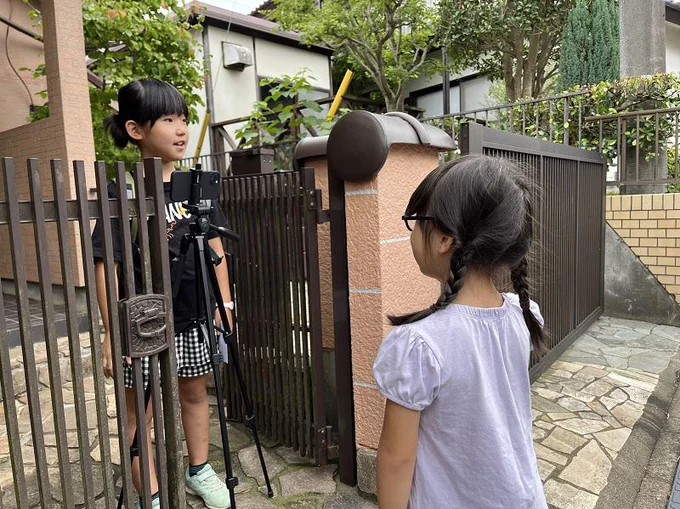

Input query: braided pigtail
[389,250,468,326]
[510,257,546,355]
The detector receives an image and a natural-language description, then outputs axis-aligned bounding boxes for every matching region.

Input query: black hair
[104,78,189,148]
[390,154,546,355]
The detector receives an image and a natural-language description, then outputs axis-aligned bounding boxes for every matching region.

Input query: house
[185,2,333,160]
[0,0,95,286]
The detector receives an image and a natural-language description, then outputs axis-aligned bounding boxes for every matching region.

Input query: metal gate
[221,168,328,463]
[461,122,606,379]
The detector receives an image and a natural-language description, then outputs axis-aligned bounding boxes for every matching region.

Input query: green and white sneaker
[185,464,231,509]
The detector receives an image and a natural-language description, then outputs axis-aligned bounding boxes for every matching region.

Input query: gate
[461,122,606,378]
[221,168,328,462]
[0,157,183,508]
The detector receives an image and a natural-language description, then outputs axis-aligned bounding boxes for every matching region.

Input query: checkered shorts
[123,327,213,389]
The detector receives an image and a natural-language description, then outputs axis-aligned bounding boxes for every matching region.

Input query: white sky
[190,0,265,14]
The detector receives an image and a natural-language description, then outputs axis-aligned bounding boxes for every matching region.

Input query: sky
[190,0,266,15]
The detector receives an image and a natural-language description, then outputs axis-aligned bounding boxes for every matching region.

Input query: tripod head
[170,164,240,242]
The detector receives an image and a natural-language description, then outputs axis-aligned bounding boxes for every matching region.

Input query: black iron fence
[221,168,328,462]
[461,123,606,378]
[0,157,183,508]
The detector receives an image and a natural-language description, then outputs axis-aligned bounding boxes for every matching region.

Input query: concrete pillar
[620,0,666,77]
[306,111,454,494]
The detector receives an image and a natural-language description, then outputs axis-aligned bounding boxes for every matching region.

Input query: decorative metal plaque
[119,294,169,358]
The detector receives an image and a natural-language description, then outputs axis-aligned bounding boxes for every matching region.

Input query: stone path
[0,316,679,508]
[533,317,680,509]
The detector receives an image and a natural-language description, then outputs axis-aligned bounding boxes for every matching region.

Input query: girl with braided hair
[373,155,548,509]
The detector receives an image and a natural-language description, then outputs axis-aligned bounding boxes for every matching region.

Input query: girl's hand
[102,332,113,378]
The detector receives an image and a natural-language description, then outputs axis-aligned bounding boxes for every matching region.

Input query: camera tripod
[119,198,272,508]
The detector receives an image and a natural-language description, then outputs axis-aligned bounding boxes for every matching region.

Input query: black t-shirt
[92,180,229,334]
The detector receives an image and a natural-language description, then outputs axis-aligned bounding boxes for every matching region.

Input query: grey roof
[188,1,332,55]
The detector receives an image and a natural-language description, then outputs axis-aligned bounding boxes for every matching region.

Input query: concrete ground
[0,315,679,508]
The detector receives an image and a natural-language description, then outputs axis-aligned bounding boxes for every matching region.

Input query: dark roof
[250,0,275,18]
[188,1,332,55]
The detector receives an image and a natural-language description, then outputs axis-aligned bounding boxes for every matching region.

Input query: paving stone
[543,479,598,509]
[209,422,251,452]
[611,401,644,428]
[276,446,317,466]
[559,440,612,495]
[283,497,325,509]
[573,372,596,383]
[279,465,337,497]
[561,387,596,403]
[533,428,548,440]
[533,443,569,466]
[229,493,278,509]
[537,458,556,481]
[577,412,603,421]
[607,372,656,392]
[553,418,610,435]
[547,369,574,379]
[601,389,628,410]
[533,396,570,413]
[547,412,577,421]
[613,329,646,341]
[557,397,590,413]
[621,385,652,406]
[603,355,628,369]
[323,483,377,508]
[542,427,587,455]
[583,380,615,398]
[238,445,286,487]
[560,380,588,391]
[533,387,563,400]
[553,361,584,373]
[628,350,672,374]
[651,325,680,342]
[534,421,555,431]
[603,416,621,428]
[586,401,610,417]
[593,427,631,453]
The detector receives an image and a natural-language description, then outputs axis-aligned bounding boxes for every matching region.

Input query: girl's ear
[125,120,144,142]
[437,234,455,255]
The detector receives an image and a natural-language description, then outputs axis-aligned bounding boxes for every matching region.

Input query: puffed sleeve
[373,326,441,411]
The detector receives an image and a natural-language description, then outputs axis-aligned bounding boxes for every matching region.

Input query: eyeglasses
[402,215,434,231]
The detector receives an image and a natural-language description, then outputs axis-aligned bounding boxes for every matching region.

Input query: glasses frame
[402,215,434,232]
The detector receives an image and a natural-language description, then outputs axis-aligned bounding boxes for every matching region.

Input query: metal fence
[460,123,606,378]
[0,157,183,508]
[220,168,328,462]
[424,91,680,190]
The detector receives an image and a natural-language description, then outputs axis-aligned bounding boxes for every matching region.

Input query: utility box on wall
[230,147,275,175]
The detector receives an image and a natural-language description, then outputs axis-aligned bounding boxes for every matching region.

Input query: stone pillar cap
[294,111,454,182]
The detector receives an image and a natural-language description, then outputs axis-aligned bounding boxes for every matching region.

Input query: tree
[29,1,204,165]
[268,0,438,112]
[437,0,575,102]
[587,0,619,84]
[559,0,590,91]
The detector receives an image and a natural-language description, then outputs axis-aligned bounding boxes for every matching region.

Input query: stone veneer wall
[606,194,680,303]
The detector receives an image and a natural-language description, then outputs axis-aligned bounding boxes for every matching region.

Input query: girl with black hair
[374,155,548,509]
[92,78,232,509]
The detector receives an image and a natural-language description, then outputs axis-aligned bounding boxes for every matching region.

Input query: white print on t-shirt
[165,202,192,224]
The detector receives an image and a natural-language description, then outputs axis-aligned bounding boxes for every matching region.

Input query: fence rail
[424,91,680,191]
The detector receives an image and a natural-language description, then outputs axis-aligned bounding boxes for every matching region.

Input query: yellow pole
[193,111,211,166]
[327,70,354,120]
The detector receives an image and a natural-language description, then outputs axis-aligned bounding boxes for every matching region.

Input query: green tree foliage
[559,0,590,90]
[437,0,575,102]
[29,1,204,165]
[587,0,619,84]
[268,0,438,112]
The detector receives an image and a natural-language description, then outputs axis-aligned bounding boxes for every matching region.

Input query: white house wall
[186,24,331,159]
[666,22,680,73]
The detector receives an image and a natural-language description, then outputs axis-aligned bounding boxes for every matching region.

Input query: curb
[594,348,680,509]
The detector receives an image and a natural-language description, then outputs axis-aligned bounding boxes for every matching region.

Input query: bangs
[405,163,449,216]
[136,78,189,126]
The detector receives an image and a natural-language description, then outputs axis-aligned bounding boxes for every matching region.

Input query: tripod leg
[118,378,154,509]
[206,255,274,498]
[194,236,239,509]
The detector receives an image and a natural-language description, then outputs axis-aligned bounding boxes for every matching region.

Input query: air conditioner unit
[222,42,253,71]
